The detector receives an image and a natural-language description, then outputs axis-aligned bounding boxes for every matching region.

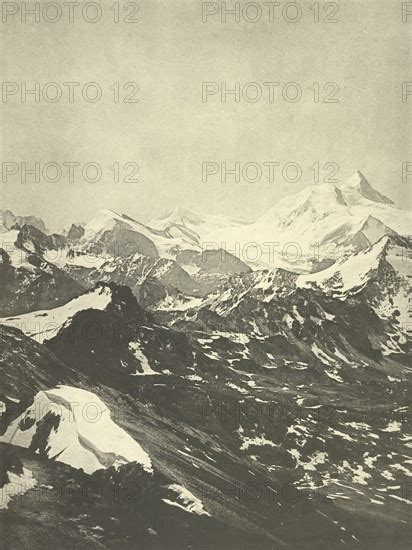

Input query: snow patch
[129,342,159,375]
[0,286,113,344]
[162,484,210,516]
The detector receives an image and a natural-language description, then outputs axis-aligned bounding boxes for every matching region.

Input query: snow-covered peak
[257,183,347,227]
[157,206,204,224]
[80,208,201,259]
[345,171,367,188]
[83,209,127,239]
[297,234,410,322]
[297,235,391,294]
[212,172,410,271]
[258,173,397,228]
[83,208,162,241]
[339,172,394,206]
[151,207,248,231]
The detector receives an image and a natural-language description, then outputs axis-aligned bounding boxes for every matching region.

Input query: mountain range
[0,173,410,549]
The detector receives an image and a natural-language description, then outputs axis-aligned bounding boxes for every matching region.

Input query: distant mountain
[81,209,201,259]
[205,172,411,271]
[338,171,395,206]
[0,226,84,316]
[0,209,46,233]
[150,207,249,246]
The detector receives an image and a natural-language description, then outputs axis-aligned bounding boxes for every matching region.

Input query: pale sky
[1,0,410,230]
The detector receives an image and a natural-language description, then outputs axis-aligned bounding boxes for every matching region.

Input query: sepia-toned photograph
[0,1,411,548]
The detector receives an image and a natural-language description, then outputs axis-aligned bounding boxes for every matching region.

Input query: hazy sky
[1,0,410,230]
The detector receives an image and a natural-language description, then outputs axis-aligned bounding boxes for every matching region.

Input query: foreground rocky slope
[0,272,410,548]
